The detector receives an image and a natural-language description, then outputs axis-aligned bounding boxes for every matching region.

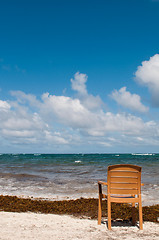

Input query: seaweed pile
[0,195,158,222]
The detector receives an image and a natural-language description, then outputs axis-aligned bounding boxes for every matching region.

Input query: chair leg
[107,197,111,230]
[98,193,102,225]
[139,198,143,230]
[132,202,136,226]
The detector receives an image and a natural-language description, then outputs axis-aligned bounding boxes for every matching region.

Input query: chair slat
[110,182,138,188]
[110,167,139,172]
[110,188,138,194]
[108,164,141,172]
[110,177,138,183]
[110,197,139,203]
[110,171,139,177]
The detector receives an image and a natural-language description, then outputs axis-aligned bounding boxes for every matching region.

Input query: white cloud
[80,94,103,111]
[135,54,159,106]
[41,93,92,128]
[2,129,35,138]
[111,86,148,113]
[10,90,40,107]
[0,97,68,147]
[40,91,146,137]
[71,72,88,95]
[44,130,69,144]
[2,88,148,150]
[0,100,11,111]
[98,141,112,147]
[40,92,153,139]
[0,71,159,152]
[70,72,103,110]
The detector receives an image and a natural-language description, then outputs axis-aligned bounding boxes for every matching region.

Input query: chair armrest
[98,181,108,198]
[141,183,144,186]
[98,181,108,186]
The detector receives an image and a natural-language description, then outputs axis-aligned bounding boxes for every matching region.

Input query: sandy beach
[0,195,158,239]
[0,153,158,240]
[0,212,158,240]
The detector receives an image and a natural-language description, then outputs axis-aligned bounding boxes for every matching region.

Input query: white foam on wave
[132,153,154,156]
[75,160,81,163]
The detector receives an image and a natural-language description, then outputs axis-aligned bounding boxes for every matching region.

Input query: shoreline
[1,189,159,207]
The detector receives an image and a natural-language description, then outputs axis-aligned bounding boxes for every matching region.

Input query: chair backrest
[107,164,142,196]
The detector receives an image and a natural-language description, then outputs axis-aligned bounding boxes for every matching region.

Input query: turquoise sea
[0,153,158,206]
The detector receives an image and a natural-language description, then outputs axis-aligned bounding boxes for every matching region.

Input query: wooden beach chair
[98,164,143,230]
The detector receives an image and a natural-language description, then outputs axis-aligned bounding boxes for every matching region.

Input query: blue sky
[0,0,159,153]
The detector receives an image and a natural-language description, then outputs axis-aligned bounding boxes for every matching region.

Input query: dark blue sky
[1,0,159,95]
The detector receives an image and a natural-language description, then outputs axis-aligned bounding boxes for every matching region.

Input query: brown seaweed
[0,195,158,222]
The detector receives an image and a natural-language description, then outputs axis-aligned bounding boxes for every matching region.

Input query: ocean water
[0,153,158,206]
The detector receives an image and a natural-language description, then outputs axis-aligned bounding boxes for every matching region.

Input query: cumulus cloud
[111,87,149,113]
[39,92,155,139]
[135,54,159,106]
[0,100,11,111]
[70,72,103,110]
[1,88,148,151]
[41,93,92,128]
[10,90,40,107]
[40,93,135,136]
[0,71,159,152]
[39,91,146,137]
[0,97,68,148]
[71,72,88,95]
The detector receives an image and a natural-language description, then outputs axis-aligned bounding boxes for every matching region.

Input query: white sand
[0,212,158,240]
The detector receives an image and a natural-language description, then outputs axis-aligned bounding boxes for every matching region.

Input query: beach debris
[0,195,158,222]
